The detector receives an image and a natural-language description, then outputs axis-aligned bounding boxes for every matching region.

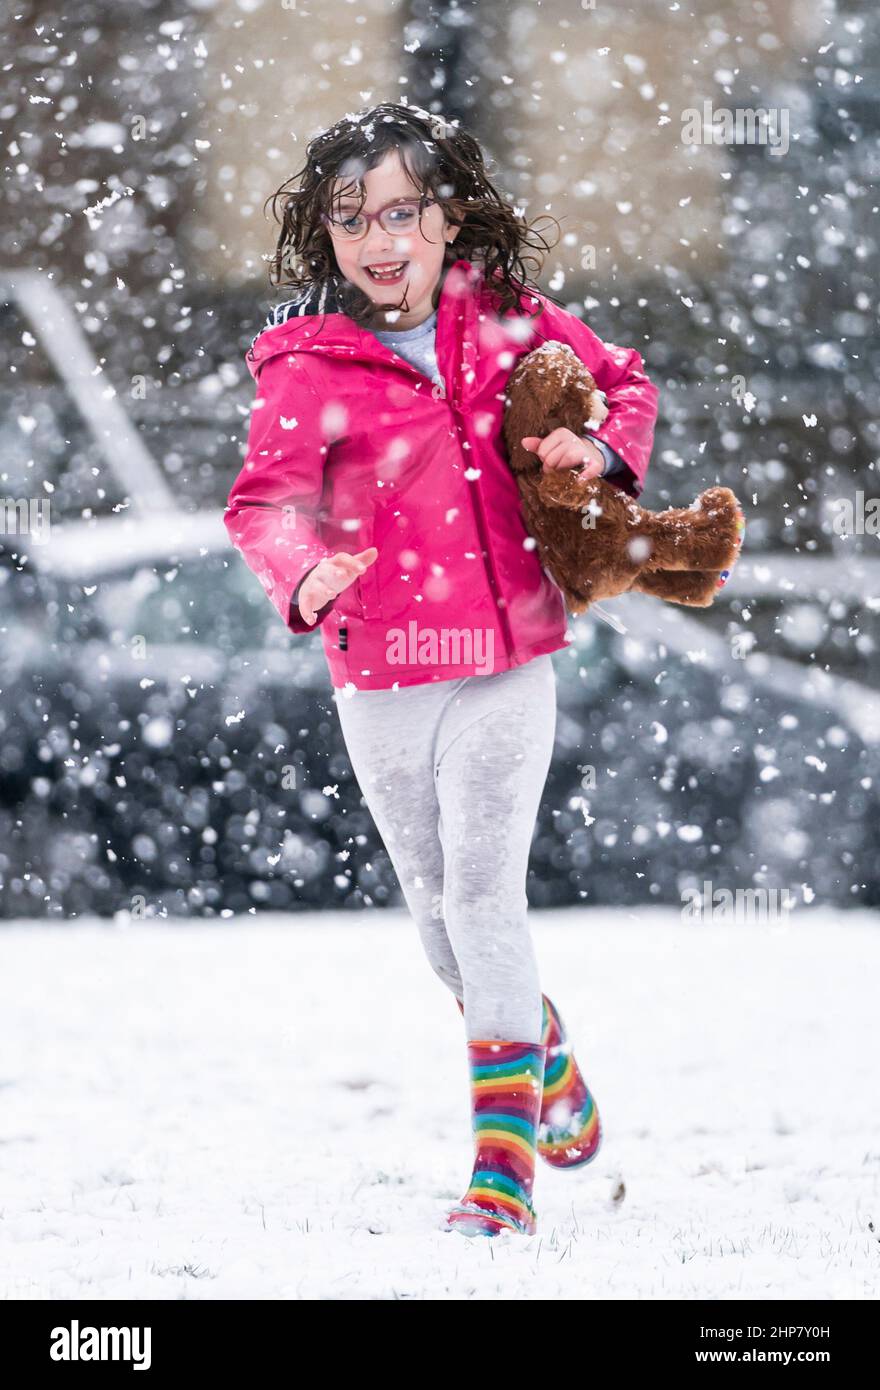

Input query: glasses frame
[320,194,438,242]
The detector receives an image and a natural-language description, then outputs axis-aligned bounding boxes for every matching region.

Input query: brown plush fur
[503,341,744,611]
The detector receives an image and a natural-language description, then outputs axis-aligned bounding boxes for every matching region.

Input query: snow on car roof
[29,508,232,579]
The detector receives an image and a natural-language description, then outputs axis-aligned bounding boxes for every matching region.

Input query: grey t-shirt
[367,308,444,391]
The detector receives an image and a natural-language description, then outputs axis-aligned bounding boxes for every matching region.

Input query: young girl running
[225,102,658,1239]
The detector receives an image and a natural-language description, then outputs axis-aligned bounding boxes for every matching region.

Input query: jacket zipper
[445,397,515,662]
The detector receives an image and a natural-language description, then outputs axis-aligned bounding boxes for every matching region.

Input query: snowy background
[2,908,878,1299]
[2,0,878,918]
[1,0,878,1298]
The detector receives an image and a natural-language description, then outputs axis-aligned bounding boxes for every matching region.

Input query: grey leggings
[333,653,557,1043]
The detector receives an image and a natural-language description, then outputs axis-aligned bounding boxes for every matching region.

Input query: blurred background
[1,0,878,921]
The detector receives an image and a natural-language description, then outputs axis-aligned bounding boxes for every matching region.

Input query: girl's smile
[363,260,410,284]
[329,149,460,330]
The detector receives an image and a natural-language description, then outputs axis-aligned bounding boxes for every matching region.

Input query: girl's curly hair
[261,101,561,324]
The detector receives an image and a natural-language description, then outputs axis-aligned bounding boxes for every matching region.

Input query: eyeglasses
[320,195,437,242]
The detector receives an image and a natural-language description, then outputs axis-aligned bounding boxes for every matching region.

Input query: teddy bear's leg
[631,569,720,607]
[637,487,743,574]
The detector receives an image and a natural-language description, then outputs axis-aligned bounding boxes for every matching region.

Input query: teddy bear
[502,340,745,612]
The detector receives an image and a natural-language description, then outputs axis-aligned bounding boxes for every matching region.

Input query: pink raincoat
[224,258,658,690]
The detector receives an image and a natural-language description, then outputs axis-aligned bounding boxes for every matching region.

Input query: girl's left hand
[521,429,606,478]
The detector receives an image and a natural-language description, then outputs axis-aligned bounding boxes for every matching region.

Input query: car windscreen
[93,549,277,654]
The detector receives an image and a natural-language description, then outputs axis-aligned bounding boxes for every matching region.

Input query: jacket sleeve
[584,434,630,482]
[224,352,336,634]
[533,299,659,498]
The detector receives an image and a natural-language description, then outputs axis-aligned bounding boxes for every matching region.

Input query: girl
[225,102,658,1239]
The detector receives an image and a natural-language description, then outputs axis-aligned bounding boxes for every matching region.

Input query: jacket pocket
[350,514,383,621]
[319,498,382,622]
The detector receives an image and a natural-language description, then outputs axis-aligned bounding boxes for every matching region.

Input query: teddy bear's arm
[536,467,607,512]
[531,299,659,490]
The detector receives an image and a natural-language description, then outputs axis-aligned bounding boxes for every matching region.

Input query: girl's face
[327,149,460,328]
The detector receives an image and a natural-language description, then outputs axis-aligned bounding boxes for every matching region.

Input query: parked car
[1,510,878,918]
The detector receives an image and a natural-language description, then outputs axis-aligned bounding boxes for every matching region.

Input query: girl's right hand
[298,547,379,625]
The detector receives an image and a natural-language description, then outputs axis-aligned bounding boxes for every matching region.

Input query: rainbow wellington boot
[538,993,602,1168]
[446,1040,547,1237]
[456,994,602,1169]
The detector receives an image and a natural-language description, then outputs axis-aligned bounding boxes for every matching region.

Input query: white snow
[0,907,877,1300]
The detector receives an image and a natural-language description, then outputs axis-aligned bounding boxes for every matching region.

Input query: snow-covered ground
[1,907,877,1301]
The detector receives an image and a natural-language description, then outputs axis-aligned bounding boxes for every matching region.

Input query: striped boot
[538,993,602,1168]
[455,994,602,1169]
[445,1040,547,1238]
